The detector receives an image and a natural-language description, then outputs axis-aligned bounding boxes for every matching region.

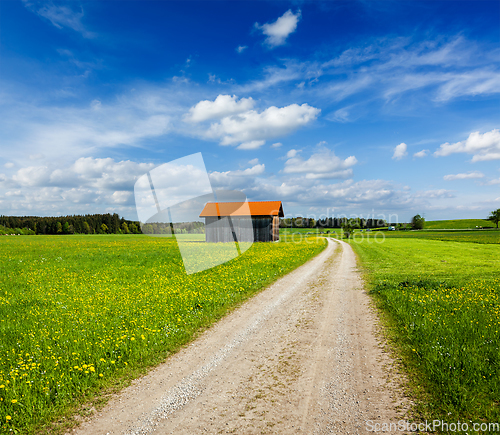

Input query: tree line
[0,214,208,236]
[0,213,142,235]
[141,221,205,235]
[279,217,388,229]
[3,209,497,236]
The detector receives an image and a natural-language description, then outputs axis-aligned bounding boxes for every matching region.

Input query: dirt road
[74,239,409,435]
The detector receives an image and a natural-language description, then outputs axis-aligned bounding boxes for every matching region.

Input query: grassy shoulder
[350,236,500,426]
[0,235,326,434]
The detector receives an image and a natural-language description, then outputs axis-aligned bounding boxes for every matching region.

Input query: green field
[382,229,500,244]
[280,227,332,233]
[424,219,494,229]
[350,234,500,425]
[279,227,341,239]
[0,235,326,434]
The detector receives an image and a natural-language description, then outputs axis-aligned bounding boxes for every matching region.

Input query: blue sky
[0,0,499,222]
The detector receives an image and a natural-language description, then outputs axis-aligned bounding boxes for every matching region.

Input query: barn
[199,201,284,243]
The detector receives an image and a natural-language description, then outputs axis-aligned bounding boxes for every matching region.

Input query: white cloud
[2,88,175,163]
[248,158,259,165]
[329,107,351,123]
[4,163,14,169]
[239,36,500,106]
[186,95,255,122]
[245,175,476,218]
[435,70,500,102]
[255,9,301,48]
[5,190,22,197]
[3,184,135,216]
[392,143,408,160]
[286,149,300,158]
[12,166,51,187]
[91,99,102,110]
[29,153,45,161]
[435,129,500,161]
[207,103,320,147]
[327,76,375,102]
[236,61,310,94]
[236,46,248,54]
[35,115,169,153]
[455,204,485,211]
[413,149,429,158]
[486,178,500,185]
[283,148,357,179]
[24,1,95,38]
[111,191,133,205]
[62,187,100,205]
[209,164,265,190]
[207,74,234,85]
[2,157,158,218]
[172,76,190,84]
[249,178,405,209]
[414,189,455,198]
[9,158,154,191]
[443,171,485,181]
[271,142,283,148]
[237,140,266,150]
[238,164,265,176]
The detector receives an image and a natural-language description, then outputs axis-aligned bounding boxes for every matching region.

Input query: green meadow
[350,233,500,425]
[382,229,500,244]
[0,235,325,434]
[425,219,495,229]
[279,227,341,240]
[3,226,499,432]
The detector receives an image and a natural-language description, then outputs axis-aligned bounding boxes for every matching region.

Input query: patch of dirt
[72,239,411,435]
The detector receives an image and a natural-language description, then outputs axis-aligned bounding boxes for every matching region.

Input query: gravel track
[74,239,410,435]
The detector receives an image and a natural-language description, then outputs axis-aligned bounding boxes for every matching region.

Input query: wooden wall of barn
[204,216,275,242]
[251,217,273,242]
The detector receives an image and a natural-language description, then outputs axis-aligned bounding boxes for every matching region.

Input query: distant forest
[0,214,389,236]
[0,214,207,236]
[0,213,141,235]
[280,217,387,229]
[141,221,205,235]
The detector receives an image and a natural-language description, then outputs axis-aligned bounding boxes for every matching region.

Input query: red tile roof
[199,201,284,217]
